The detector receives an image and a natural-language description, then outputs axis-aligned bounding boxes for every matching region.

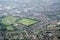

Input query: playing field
[17,18,38,26]
[1,16,16,25]
[6,26,15,30]
[1,16,39,27]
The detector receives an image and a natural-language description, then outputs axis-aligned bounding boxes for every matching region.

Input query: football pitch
[1,16,39,28]
[1,16,16,25]
[17,18,39,26]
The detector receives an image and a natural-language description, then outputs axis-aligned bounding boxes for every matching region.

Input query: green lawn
[1,16,16,25]
[6,26,15,30]
[17,18,38,26]
[1,16,39,27]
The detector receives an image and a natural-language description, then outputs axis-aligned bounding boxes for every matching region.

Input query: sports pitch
[1,16,39,27]
[1,16,16,25]
[6,26,15,31]
[17,18,39,26]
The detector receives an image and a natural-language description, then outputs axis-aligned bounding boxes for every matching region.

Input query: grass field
[6,26,15,30]
[1,16,16,25]
[1,16,39,27]
[17,18,38,26]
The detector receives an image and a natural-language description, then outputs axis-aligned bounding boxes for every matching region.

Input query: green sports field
[1,16,16,25]
[1,16,39,27]
[17,18,38,26]
[6,26,15,30]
